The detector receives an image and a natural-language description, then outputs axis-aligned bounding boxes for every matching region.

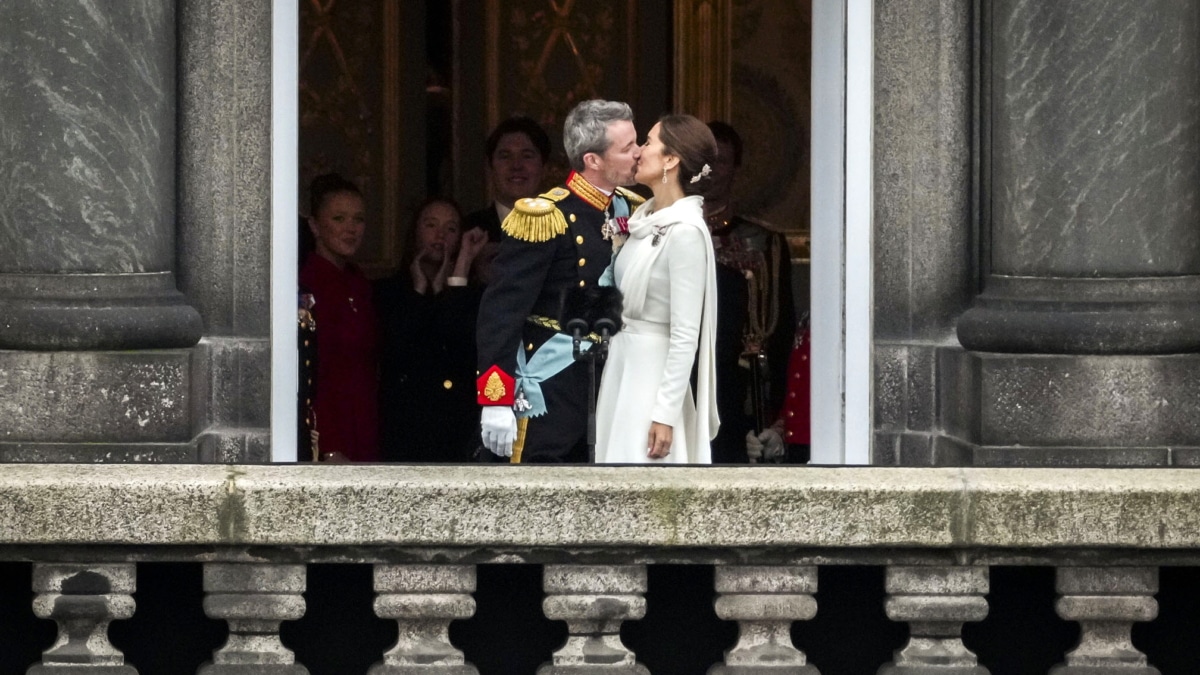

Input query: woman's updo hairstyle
[656,114,719,197]
[308,172,362,217]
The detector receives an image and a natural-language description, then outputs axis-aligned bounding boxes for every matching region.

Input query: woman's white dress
[595,195,719,464]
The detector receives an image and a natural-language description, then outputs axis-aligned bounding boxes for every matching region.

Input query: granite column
[956,0,1200,465]
[0,1,201,350]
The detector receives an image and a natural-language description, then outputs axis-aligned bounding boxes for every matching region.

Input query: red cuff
[476,365,515,406]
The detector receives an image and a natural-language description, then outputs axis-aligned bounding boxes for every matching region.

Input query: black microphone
[593,318,617,358]
[566,318,589,360]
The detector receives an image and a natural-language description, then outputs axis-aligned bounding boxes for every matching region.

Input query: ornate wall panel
[299,0,402,274]
[484,0,639,182]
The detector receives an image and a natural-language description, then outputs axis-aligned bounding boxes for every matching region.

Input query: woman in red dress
[299,174,380,462]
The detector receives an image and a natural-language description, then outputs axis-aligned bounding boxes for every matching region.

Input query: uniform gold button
[305,360,310,366]
[569,213,577,222]
[787,431,794,438]
[579,280,586,288]
[789,392,796,398]
[787,411,795,418]
[578,258,586,267]
[527,343,534,351]
[576,235,584,244]
[443,380,453,390]
[303,340,310,347]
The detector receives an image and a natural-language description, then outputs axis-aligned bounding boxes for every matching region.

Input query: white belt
[621,317,670,337]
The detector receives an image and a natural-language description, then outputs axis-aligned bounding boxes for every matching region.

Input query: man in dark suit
[463,116,551,243]
[476,100,643,463]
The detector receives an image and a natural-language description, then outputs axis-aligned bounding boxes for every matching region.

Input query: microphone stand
[567,318,615,463]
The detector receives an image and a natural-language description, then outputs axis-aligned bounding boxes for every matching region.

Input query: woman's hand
[431,246,453,294]
[647,422,673,459]
[410,246,430,295]
[454,228,488,278]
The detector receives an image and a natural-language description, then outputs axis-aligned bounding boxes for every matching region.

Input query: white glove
[757,427,786,462]
[745,430,763,463]
[746,427,785,463]
[480,406,517,457]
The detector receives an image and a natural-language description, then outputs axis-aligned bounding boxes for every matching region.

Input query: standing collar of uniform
[566,171,612,212]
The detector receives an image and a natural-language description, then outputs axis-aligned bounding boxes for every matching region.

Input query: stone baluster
[880,565,989,675]
[540,565,649,675]
[29,563,137,674]
[199,563,307,675]
[370,564,478,674]
[711,565,819,674]
[1051,567,1159,675]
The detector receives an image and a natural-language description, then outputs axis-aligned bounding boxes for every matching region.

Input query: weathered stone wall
[873,0,976,464]
[178,0,274,461]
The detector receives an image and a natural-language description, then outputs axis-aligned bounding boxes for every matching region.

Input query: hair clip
[689,163,712,184]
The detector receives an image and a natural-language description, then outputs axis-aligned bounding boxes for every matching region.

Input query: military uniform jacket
[476,172,642,404]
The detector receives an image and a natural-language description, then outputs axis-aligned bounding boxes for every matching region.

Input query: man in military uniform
[476,99,643,463]
[704,121,799,464]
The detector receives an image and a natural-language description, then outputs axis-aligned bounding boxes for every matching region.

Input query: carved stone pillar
[711,565,819,674]
[199,563,308,675]
[0,1,202,350]
[953,1,1200,465]
[539,565,649,675]
[880,566,989,675]
[1051,567,1160,675]
[29,563,137,674]
[959,0,1200,355]
[370,564,478,675]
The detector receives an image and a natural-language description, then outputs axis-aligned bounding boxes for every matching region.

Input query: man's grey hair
[563,100,635,172]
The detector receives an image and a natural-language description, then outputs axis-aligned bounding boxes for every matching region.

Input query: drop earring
[662,166,668,184]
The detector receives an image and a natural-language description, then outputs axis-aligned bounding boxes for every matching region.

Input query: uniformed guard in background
[476,99,643,463]
[704,121,798,464]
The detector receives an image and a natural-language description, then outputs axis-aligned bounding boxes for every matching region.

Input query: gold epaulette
[502,189,569,242]
[615,186,646,209]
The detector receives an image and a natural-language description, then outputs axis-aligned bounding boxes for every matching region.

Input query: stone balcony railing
[2,464,1197,674]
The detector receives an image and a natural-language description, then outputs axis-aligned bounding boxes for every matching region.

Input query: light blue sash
[515,334,591,418]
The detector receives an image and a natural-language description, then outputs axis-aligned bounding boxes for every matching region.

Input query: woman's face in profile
[634,122,672,188]
[310,190,366,263]
[415,201,462,262]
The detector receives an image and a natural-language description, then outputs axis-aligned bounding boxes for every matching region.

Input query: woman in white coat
[595,115,720,464]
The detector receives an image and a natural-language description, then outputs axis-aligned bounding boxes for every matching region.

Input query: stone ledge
[1,465,1199,552]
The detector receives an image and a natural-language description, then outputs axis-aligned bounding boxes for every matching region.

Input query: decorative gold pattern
[615,186,646,209]
[527,315,603,343]
[567,172,609,211]
[510,416,530,463]
[485,1,637,184]
[483,371,507,402]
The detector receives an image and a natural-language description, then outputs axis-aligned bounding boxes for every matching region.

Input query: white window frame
[811,0,873,464]
[270,0,300,461]
[269,1,874,464]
